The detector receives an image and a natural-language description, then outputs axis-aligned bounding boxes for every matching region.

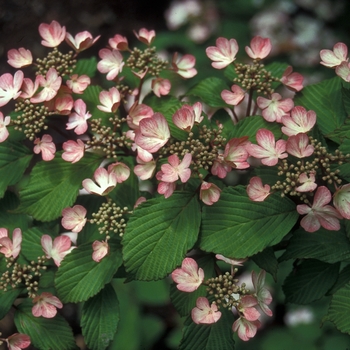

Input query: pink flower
[0,112,10,143]
[32,292,63,318]
[50,95,74,115]
[221,85,246,106]
[0,228,22,259]
[151,78,171,97]
[172,257,204,292]
[336,61,350,82]
[200,182,221,205]
[216,254,247,266]
[252,270,273,317]
[97,87,120,113]
[281,66,304,92]
[247,176,270,202]
[237,295,260,321]
[223,137,250,169]
[66,99,91,135]
[92,240,109,262]
[109,34,129,51]
[62,139,85,163]
[172,53,197,78]
[66,74,90,94]
[19,77,38,99]
[33,134,56,161]
[333,184,350,219]
[97,49,124,81]
[211,154,232,179]
[5,333,31,350]
[127,103,153,129]
[41,234,74,266]
[134,113,170,153]
[257,93,294,123]
[245,36,272,60]
[65,31,100,52]
[206,37,239,69]
[157,178,176,198]
[0,70,24,107]
[30,68,62,103]
[108,162,130,183]
[61,205,87,233]
[160,153,192,183]
[295,172,317,192]
[246,129,287,166]
[38,20,66,47]
[286,133,314,158]
[297,186,343,232]
[192,297,222,324]
[134,28,156,45]
[82,167,117,196]
[7,48,32,68]
[134,196,147,209]
[320,42,348,68]
[232,317,261,341]
[281,106,316,136]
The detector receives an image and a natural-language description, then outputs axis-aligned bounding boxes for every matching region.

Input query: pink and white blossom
[246,129,287,166]
[252,270,273,317]
[134,158,156,180]
[151,78,171,97]
[192,297,222,324]
[335,61,350,82]
[5,333,31,350]
[30,68,62,103]
[97,87,120,113]
[61,205,87,233]
[257,93,294,123]
[33,134,56,161]
[211,155,232,179]
[65,31,100,52]
[134,28,156,45]
[66,99,91,135]
[281,106,316,136]
[172,53,197,78]
[200,182,221,205]
[134,113,170,153]
[0,112,11,143]
[127,103,153,129]
[281,66,304,92]
[172,105,195,131]
[232,317,261,341]
[19,77,38,99]
[237,295,260,321]
[32,292,63,318]
[0,70,24,107]
[7,48,33,68]
[297,186,343,232]
[82,167,118,196]
[172,257,204,292]
[245,36,272,60]
[41,234,74,266]
[206,37,239,69]
[62,139,85,163]
[295,172,317,192]
[286,133,314,158]
[0,228,22,259]
[38,20,66,47]
[320,42,348,68]
[66,74,90,94]
[333,183,350,219]
[221,85,246,106]
[92,240,109,262]
[216,254,247,266]
[157,178,176,198]
[160,153,192,183]
[97,49,124,81]
[247,176,270,202]
[109,34,129,51]
[223,137,250,169]
[108,162,130,183]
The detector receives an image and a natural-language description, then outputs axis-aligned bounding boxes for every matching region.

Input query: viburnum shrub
[0,19,350,349]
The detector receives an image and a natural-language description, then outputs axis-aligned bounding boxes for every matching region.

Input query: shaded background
[1,0,350,349]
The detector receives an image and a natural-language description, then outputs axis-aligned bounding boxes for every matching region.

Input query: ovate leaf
[123,192,201,280]
[200,186,298,258]
[81,284,119,350]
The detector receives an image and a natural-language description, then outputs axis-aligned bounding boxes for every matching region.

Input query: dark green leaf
[0,287,23,319]
[327,264,350,295]
[252,247,278,281]
[73,57,97,78]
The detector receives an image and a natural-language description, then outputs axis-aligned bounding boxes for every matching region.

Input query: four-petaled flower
[62,139,85,163]
[160,153,192,183]
[172,53,197,78]
[82,167,118,196]
[65,30,100,52]
[97,49,124,80]
[286,133,314,158]
[31,68,62,103]
[297,186,343,232]
[0,228,22,259]
[33,134,56,161]
[92,240,109,262]
[5,333,31,350]
[32,292,63,318]
[108,162,131,183]
[281,66,304,92]
[97,87,121,113]
[38,20,66,47]
[66,74,91,94]
[206,37,239,69]
[41,234,74,266]
[134,28,156,45]
[257,93,294,123]
[109,34,129,50]
[192,297,222,324]
[172,257,204,292]
[200,182,221,205]
[281,106,316,136]
[232,316,261,342]
[252,270,273,316]
[247,176,270,202]
[320,42,348,68]
[221,84,246,106]
[336,61,350,82]
[0,70,24,107]
[151,78,171,97]
[61,205,87,233]
[245,36,272,60]
[7,48,33,68]
[295,172,317,192]
[66,99,91,135]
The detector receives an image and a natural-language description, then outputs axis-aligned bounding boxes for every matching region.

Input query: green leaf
[327,264,350,295]
[73,57,97,78]
[123,192,201,280]
[55,242,123,303]
[280,227,350,264]
[264,61,289,90]
[283,259,340,304]
[185,77,230,108]
[252,247,279,281]
[0,287,23,319]
[15,152,101,221]
[14,301,77,350]
[294,77,347,141]
[0,140,32,198]
[179,310,235,350]
[81,85,106,120]
[143,95,188,141]
[21,227,50,262]
[200,186,298,258]
[81,284,119,350]
[325,282,350,334]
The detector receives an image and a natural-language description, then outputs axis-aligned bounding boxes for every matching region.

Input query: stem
[246,89,253,117]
